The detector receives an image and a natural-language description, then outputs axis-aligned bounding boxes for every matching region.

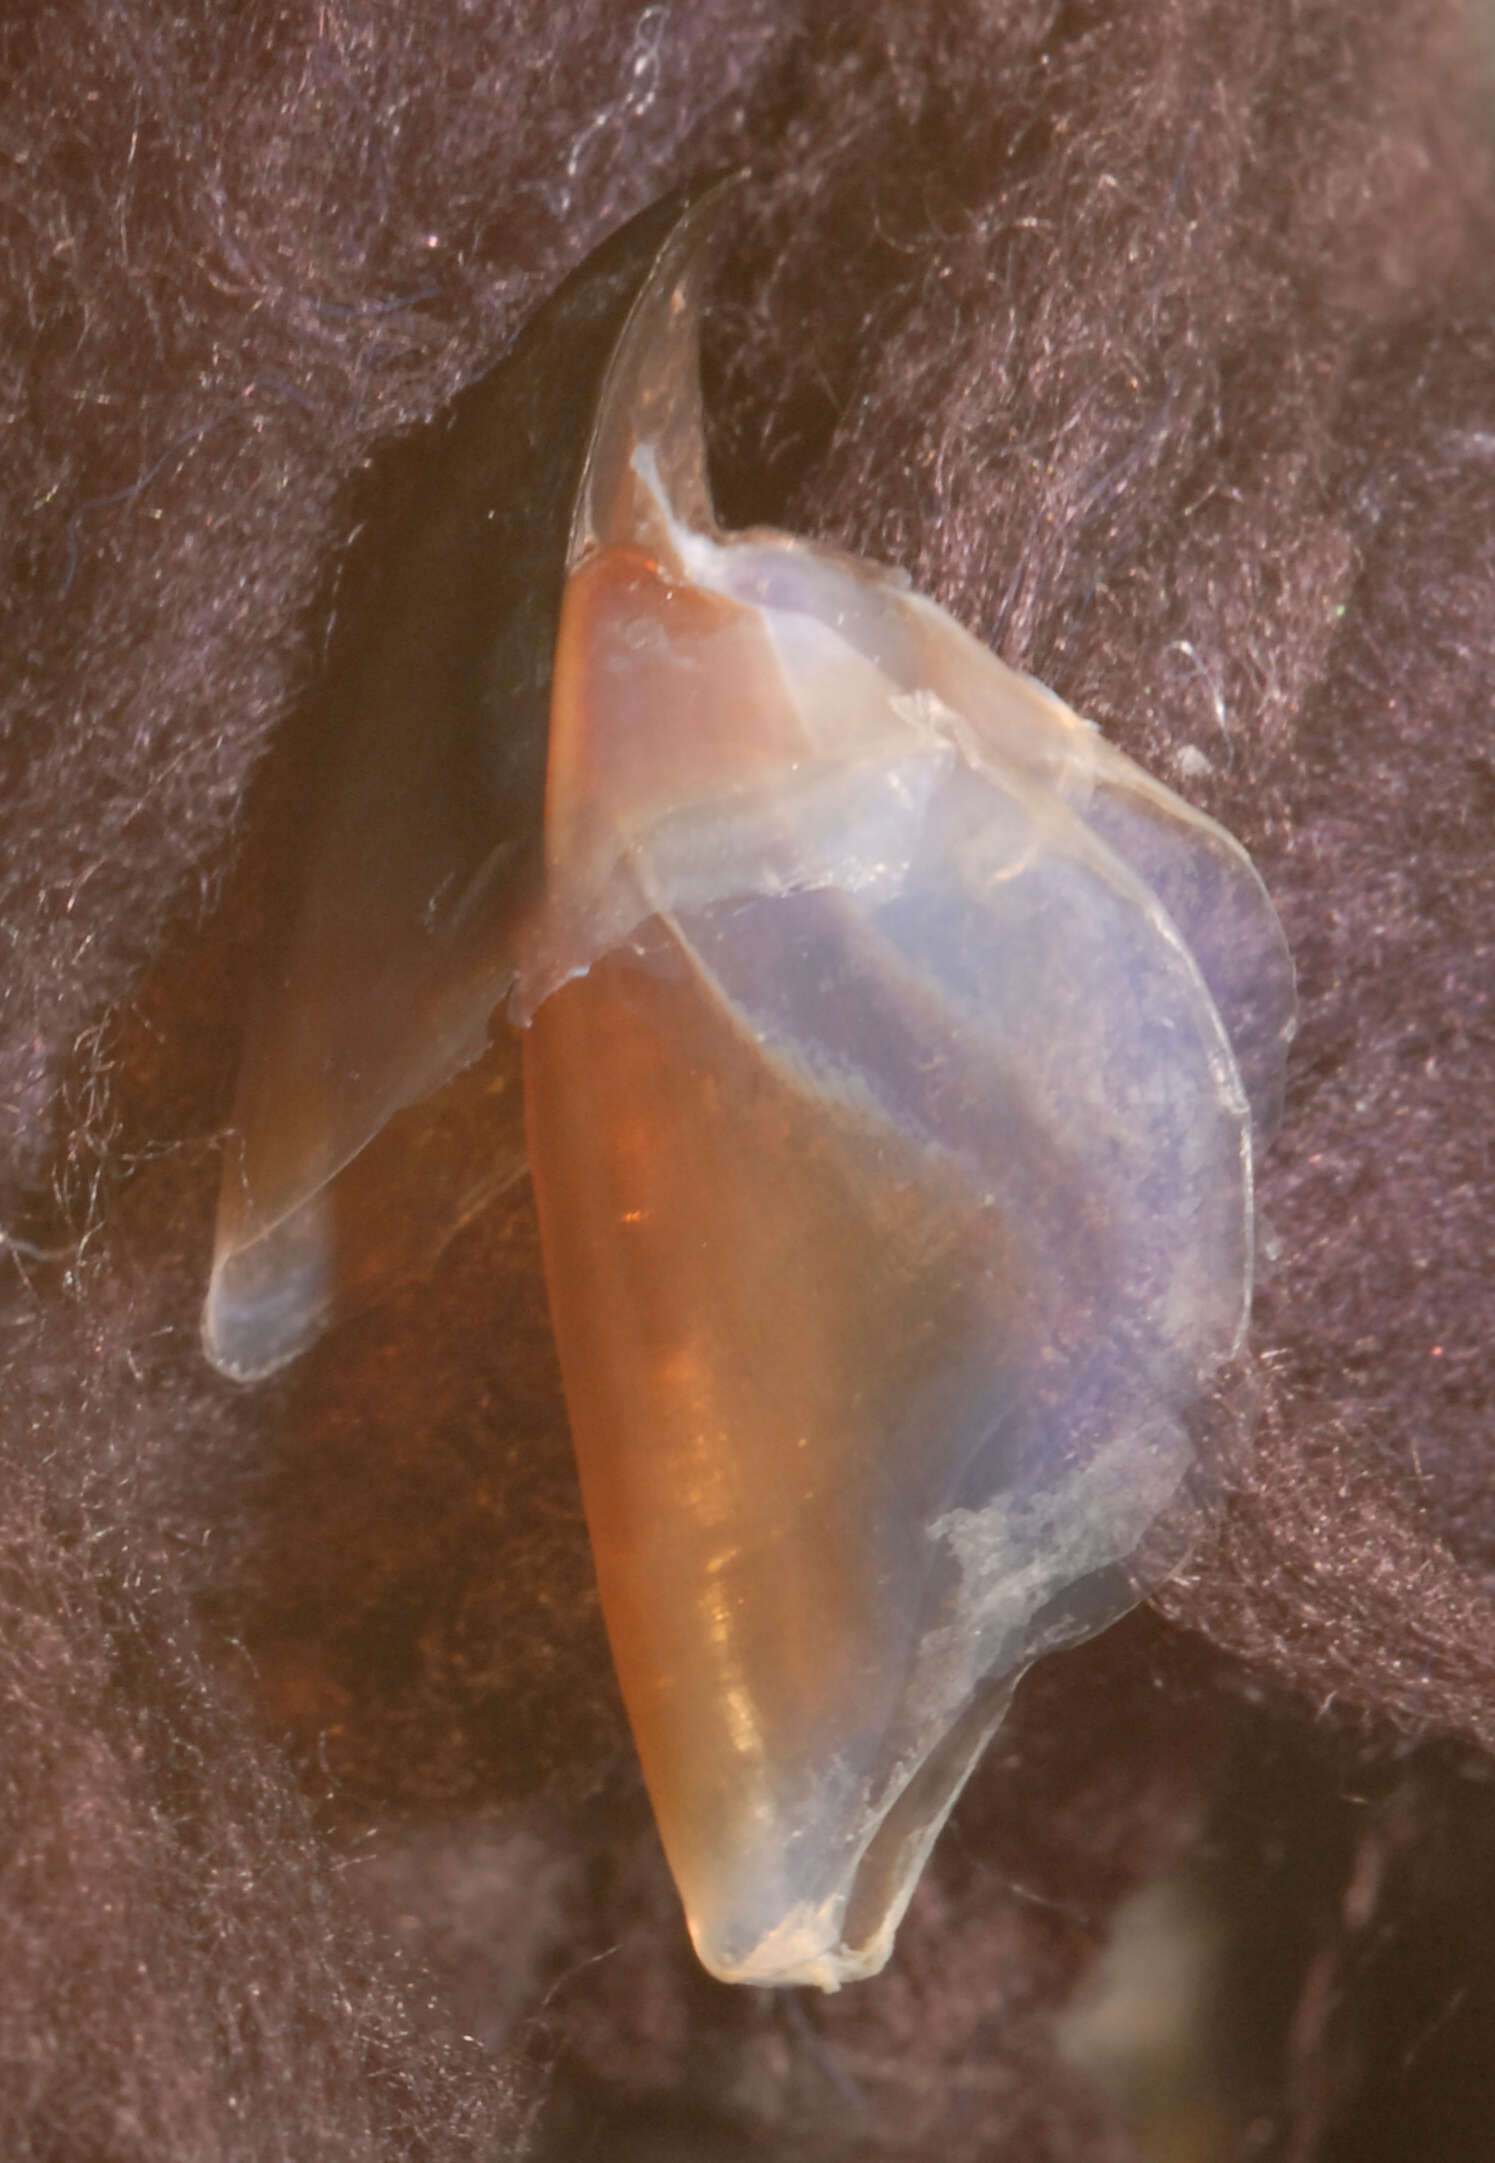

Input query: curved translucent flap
[525,535,1270,1987]
[204,178,741,1380]
[520,207,1294,1985]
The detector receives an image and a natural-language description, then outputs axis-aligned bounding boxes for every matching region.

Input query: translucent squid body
[204,182,1295,1990]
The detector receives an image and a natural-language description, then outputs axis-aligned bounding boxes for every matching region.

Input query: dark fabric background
[1,2,1492,2155]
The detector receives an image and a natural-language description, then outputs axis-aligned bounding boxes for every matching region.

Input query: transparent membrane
[519,221,1293,1982]
[525,529,1285,1987]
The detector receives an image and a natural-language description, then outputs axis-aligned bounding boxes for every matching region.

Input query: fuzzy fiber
[2,1,1493,2157]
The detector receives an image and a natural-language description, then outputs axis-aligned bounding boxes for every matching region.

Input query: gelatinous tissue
[204,181,1295,1989]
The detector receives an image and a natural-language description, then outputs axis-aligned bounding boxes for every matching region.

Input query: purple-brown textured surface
[1,0,1492,2155]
